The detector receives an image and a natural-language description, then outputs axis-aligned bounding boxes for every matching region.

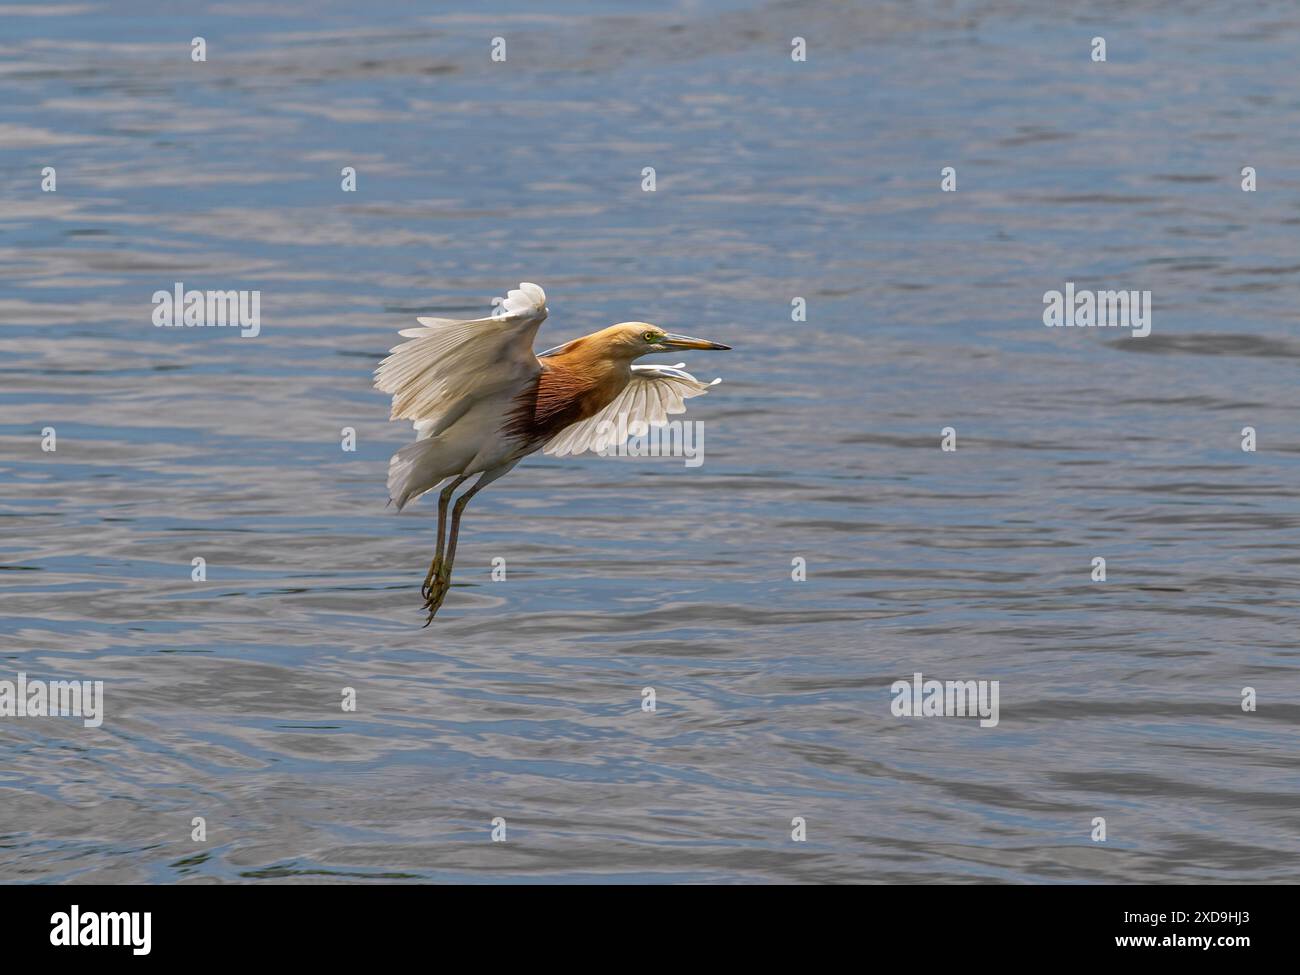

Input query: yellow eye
[643,331,658,343]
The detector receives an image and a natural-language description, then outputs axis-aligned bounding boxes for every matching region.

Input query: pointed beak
[660,332,731,351]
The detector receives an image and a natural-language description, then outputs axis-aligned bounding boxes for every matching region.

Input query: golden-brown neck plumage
[503,325,645,445]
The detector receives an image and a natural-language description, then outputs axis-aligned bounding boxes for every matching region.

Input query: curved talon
[421,557,442,600]
[432,580,450,614]
[420,568,453,624]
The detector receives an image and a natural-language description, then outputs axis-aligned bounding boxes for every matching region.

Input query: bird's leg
[420,463,517,625]
[423,477,489,623]
[422,475,468,600]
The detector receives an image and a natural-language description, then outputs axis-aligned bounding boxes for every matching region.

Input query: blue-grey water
[2,0,1299,883]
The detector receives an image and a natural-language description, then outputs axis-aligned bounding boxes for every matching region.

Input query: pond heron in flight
[375,283,730,624]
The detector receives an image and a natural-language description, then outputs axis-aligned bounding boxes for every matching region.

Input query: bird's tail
[387,438,453,511]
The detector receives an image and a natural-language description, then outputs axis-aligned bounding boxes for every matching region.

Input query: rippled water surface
[2,0,1299,883]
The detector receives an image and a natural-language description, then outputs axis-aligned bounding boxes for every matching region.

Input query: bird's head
[605,322,731,360]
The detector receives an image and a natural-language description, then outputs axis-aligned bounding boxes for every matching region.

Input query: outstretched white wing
[374,282,547,438]
[544,364,721,457]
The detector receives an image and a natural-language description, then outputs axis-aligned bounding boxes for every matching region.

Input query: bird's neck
[550,342,633,390]
[543,346,632,415]
[504,349,632,445]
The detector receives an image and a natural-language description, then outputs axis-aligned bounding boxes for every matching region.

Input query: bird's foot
[421,570,452,626]
[420,557,442,601]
